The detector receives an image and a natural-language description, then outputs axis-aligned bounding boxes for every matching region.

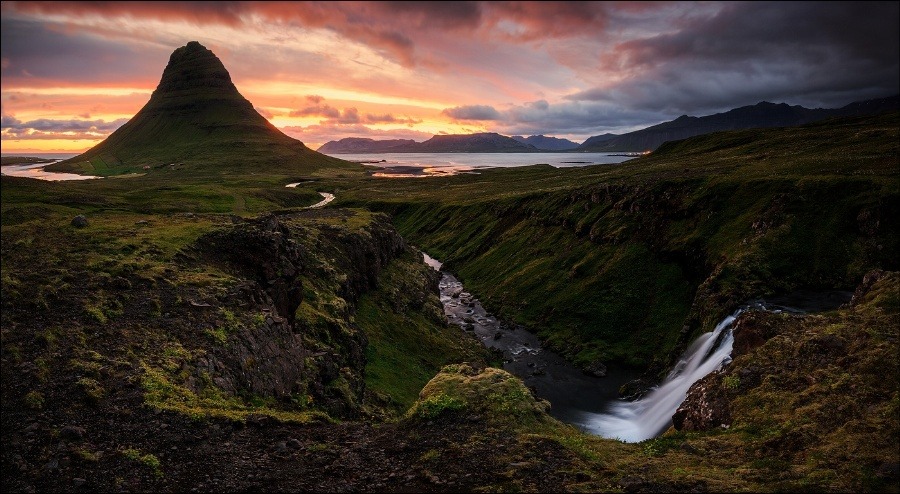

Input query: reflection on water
[1,162,100,181]
[371,165,481,178]
[333,152,636,178]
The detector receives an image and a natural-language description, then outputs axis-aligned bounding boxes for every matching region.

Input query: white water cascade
[580,310,742,443]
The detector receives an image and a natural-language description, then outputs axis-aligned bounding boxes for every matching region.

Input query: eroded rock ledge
[181,210,408,417]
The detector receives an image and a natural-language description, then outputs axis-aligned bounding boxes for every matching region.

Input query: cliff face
[182,211,407,417]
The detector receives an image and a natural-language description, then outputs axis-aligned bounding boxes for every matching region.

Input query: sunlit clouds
[2,1,897,153]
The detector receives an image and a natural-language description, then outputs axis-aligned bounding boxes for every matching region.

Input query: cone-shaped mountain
[55,41,348,174]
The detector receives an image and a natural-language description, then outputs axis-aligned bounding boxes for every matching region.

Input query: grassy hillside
[340,112,899,371]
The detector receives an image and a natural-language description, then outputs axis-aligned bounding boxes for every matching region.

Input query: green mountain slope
[49,41,351,176]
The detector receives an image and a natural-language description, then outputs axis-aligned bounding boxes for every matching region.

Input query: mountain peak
[54,41,348,174]
[154,41,237,96]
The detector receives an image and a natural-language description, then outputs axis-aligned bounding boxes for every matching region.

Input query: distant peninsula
[318,132,541,154]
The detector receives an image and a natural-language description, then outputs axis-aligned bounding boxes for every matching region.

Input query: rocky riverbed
[424,254,639,428]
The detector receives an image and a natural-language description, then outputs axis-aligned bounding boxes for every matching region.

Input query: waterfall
[580,310,741,443]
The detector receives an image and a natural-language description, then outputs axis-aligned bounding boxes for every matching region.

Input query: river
[423,253,640,426]
[423,251,853,442]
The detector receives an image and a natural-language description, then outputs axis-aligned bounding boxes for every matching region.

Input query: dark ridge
[579,95,900,152]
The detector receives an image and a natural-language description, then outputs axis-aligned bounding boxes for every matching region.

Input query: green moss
[139,362,332,424]
[77,377,105,401]
[409,393,466,419]
[85,305,108,325]
[75,448,99,462]
[122,448,163,478]
[406,364,556,430]
[24,390,44,410]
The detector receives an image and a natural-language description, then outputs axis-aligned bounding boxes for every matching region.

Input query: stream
[423,253,639,426]
[423,252,852,442]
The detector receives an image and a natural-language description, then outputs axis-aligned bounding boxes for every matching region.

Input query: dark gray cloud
[442,104,502,121]
[331,107,360,124]
[2,1,897,143]
[2,114,128,131]
[489,100,664,137]
[0,17,166,85]
[288,96,421,126]
[379,1,482,29]
[568,1,900,114]
[1,113,128,139]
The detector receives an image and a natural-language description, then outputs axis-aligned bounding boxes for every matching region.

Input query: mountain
[318,138,418,154]
[578,95,900,152]
[577,133,618,150]
[51,41,346,175]
[318,132,539,153]
[510,135,580,151]
[416,133,537,152]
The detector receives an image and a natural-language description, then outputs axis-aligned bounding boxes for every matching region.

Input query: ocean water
[1,153,79,160]
[323,152,639,177]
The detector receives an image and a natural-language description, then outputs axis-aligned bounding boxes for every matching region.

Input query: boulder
[619,378,653,401]
[672,371,731,431]
[71,215,88,228]
[583,359,607,378]
[59,426,85,442]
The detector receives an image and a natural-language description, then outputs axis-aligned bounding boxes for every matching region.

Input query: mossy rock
[406,364,556,430]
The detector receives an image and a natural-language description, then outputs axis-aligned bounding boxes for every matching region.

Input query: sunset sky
[2,1,898,153]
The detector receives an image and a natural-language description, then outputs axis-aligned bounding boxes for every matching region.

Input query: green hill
[49,41,351,177]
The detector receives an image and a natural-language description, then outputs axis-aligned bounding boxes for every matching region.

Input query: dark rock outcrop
[730,311,784,357]
[185,212,408,417]
[71,215,88,228]
[672,370,732,432]
[618,378,653,401]
[851,269,889,306]
[194,215,304,322]
[582,359,607,378]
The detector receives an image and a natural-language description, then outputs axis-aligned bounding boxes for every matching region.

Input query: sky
[1,1,898,153]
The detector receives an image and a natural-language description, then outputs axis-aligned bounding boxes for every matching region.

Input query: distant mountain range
[577,95,900,152]
[317,138,418,153]
[317,95,898,155]
[511,135,580,151]
[318,132,538,153]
